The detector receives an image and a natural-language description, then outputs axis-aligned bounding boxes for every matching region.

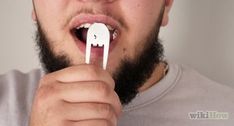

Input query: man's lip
[69,14,121,32]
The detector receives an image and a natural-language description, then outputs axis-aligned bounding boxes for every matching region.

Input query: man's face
[32,0,172,105]
[33,0,167,72]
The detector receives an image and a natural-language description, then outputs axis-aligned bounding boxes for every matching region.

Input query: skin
[30,0,173,126]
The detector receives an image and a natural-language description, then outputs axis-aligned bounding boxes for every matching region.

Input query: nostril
[77,0,116,3]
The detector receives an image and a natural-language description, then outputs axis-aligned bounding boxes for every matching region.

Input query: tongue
[82,28,88,43]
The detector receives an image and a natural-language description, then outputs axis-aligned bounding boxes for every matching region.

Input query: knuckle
[104,105,115,120]
[86,65,100,78]
[36,83,58,101]
[95,82,111,97]
[33,87,62,121]
[98,104,115,120]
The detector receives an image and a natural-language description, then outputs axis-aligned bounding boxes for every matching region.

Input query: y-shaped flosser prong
[86,23,110,70]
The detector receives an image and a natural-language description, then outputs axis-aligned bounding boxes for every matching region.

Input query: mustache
[64,7,127,29]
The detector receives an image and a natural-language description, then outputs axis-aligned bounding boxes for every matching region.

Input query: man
[0,0,234,126]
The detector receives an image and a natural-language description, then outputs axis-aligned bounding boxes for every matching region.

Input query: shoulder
[0,69,43,90]
[0,68,44,99]
[0,68,44,98]
[160,62,234,107]
[0,69,44,125]
[153,62,234,125]
[0,69,43,81]
[0,68,43,82]
[166,63,234,120]
[177,64,234,99]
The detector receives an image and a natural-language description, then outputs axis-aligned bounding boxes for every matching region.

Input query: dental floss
[85,23,110,70]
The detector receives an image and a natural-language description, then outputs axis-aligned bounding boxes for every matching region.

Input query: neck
[138,62,167,92]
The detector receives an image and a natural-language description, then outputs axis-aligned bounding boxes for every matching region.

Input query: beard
[35,9,164,106]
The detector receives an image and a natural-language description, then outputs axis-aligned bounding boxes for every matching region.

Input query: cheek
[127,2,161,35]
[34,0,72,48]
[34,0,70,31]
[118,1,162,56]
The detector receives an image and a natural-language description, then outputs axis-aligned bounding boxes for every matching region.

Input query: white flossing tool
[85,23,110,70]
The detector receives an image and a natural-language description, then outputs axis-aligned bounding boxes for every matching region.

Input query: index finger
[48,64,115,89]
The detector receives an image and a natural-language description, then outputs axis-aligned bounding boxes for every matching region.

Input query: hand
[29,64,122,126]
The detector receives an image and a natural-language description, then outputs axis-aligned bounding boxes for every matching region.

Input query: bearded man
[0,0,234,126]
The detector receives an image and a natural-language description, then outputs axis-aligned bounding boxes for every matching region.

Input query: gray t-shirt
[0,62,234,126]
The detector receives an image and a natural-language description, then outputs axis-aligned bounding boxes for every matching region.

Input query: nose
[78,0,116,3]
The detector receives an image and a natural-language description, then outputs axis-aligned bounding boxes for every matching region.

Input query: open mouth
[71,23,118,48]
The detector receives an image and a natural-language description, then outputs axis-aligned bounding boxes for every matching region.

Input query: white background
[0,0,233,88]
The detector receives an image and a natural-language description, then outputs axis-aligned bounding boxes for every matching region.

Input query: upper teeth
[106,25,114,31]
[77,23,91,29]
[77,23,114,31]
[76,23,118,40]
